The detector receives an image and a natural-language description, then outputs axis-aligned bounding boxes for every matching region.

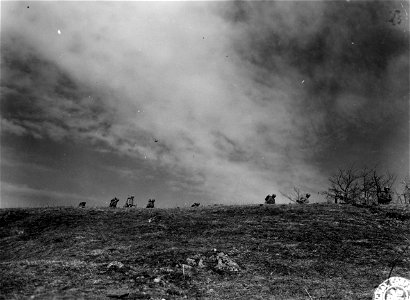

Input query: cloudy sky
[1,1,409,208]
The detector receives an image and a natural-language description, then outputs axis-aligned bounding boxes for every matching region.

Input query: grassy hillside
[1,203,409,299]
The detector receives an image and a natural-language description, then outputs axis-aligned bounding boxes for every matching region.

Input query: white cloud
[1,119,28,136]
[1,2,340,204]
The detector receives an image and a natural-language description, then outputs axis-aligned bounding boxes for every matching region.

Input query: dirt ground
[1,203,409,299]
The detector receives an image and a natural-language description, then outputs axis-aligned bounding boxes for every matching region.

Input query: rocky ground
[1,203,409,299]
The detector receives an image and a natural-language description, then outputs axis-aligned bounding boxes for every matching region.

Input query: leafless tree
[324,167,360,204]
[395,178,410,204]
[357,167,373,203]
[403,179,410,204]
[371,169,396,205]
[324,166,396,205]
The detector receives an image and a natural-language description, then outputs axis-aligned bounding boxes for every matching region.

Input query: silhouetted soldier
[109,197,120,208]
[78,202,86,208]
[124,196,135,208]
[334,191,350,204]
[378,187,392,205]
[265,194,276,204]
[191,203,200,207]
[146,199,155,208]
[297,193,310,204]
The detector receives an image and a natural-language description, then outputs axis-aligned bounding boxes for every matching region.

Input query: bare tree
[397,178,410,204]
[357,167,377,205]
[324,166,396,205]
[371,169,396,205]
[324,167,360,204]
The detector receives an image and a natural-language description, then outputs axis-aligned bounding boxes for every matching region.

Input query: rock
[215,252,240,273]
[186,258,196,266]
[107,261,124,270]
[159,267,174,273]
[34,286,45,293]
[182,264,193,271]
[129,292,150,299]
[197,258,206,268]
[185,251,240,274]
[90,249,104,256]
[182,264,194,277]
[106,289,129,298]
[187,254,207,268]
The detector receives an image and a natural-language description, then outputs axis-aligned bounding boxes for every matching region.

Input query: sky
[1,1,409,208]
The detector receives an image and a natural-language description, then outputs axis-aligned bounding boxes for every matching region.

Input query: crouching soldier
[78,202,86,208]
[265,194,276,204]
[146,199,155,208]
[124,196,135,208]
[378,187,392,205]
[297,193,310,204]
[109,197,120,208]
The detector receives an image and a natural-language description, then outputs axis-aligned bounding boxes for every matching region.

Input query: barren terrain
[1,203,409,299]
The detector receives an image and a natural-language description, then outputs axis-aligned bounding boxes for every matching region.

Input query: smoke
[1,1,408,205]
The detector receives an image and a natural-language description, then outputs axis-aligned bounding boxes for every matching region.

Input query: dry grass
[1,203,409,299]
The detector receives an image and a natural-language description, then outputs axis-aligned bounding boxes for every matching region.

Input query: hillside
[1,203,409,299]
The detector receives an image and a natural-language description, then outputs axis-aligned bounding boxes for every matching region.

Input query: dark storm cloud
[0,34,143,151]
[1,37,110,142]
[221,0,409,174]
